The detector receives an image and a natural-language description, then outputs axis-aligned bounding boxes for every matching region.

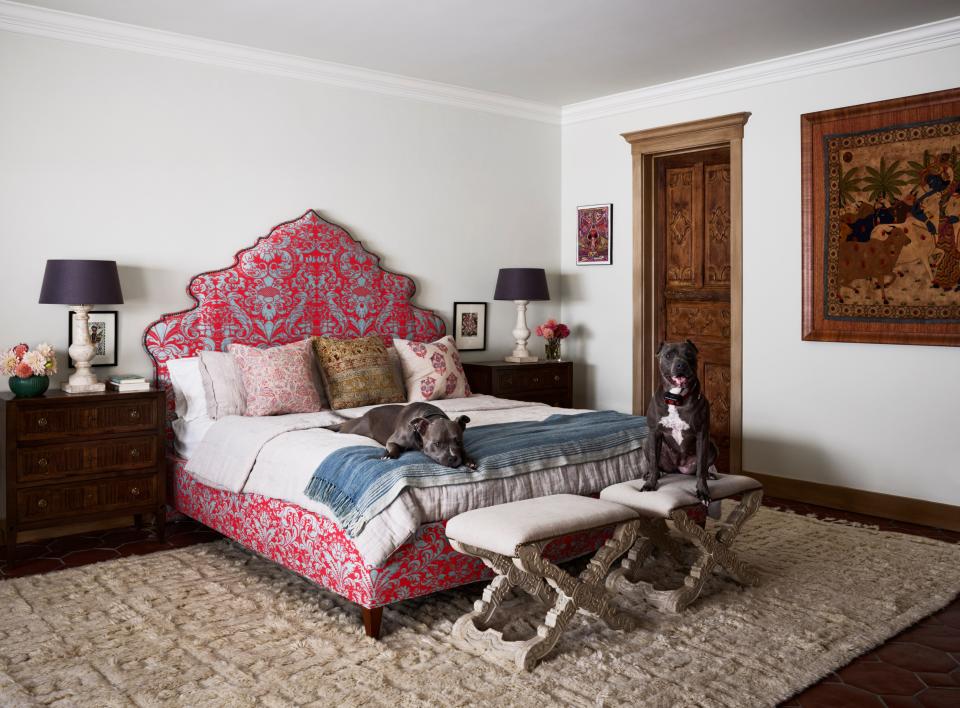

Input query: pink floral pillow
[392,336,471,402]
[231,340,323,416]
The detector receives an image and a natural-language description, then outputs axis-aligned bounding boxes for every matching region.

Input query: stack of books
[107,374,150,392]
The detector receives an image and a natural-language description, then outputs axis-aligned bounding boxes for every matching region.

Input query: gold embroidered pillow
[312,335,405,409]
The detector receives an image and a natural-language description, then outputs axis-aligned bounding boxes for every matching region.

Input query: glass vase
[544,339,561,361]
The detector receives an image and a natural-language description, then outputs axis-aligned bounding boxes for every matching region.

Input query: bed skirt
[169,456,616,609]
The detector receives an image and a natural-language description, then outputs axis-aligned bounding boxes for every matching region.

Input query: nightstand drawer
[17,436,157,483]
[17,407,70,438]
[98,475,157,509]
[17,484,99,522]
[496,367,566,393]
[18,400,158,440]
[16,474,157,523]
[91,401,158,434]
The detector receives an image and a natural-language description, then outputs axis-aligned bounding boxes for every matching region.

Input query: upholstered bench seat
[445,494,639,558]
[601,474,762,516]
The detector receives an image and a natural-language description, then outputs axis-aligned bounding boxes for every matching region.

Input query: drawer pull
[554,375,561,383]
[130,486,140,497]
[130,449,140,458]
[38,457,48,467]
[129,409,140,419]
[532,377,540,384]
[37,417,48,427]
[36,498,48,509]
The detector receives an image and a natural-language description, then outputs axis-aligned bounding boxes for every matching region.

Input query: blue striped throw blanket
[304,410,648,538]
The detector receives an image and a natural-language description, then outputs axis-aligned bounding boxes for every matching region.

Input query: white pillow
[166,356,207,422]
[198,350,247,418]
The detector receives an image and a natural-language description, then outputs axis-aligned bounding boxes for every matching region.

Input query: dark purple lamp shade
[493,268,550,301]
[38,260,124,305]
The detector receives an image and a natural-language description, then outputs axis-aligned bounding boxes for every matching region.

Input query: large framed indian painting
[802,87,960,346]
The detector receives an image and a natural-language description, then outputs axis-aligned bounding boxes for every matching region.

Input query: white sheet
[187,395,645,566]
[185,410,346,491]
[172,416,216,460]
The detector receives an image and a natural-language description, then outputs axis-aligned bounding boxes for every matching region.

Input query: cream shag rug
[1,506,958,708]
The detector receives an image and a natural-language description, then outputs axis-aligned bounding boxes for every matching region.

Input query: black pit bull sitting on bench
[641,340,718,505]
[333,402,477,469]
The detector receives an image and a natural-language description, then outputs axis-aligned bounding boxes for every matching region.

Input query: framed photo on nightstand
[68,309,118,367]
[453,302,487,351]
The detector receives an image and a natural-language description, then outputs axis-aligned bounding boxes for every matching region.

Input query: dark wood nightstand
[462,360,573,408]
[1,388,166,564]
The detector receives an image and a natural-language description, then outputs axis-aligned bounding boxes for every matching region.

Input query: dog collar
[664,382,700,406]
[664,391,686,406]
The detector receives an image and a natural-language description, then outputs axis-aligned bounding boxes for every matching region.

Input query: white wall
[561,44,960,505]
[0,31,560,388]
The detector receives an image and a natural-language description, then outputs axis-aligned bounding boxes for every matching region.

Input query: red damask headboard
[143,210,445,417]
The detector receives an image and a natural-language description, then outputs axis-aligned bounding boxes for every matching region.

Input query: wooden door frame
[623,112,750,474]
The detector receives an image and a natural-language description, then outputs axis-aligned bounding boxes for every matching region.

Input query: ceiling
[13,0,960,105]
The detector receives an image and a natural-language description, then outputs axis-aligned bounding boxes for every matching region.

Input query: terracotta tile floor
[0,500,957,707]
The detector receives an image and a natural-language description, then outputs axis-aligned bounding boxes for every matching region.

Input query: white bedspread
[184,396,644,566]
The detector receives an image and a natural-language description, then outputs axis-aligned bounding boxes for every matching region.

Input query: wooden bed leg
[362,606,383,639]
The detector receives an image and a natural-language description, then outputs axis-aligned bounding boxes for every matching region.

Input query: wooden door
[656,147,732,472]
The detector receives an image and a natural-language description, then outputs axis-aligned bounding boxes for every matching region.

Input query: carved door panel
[657,148,731,472]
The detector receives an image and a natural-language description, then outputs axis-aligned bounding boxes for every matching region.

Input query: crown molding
[561,15,960,125]
[0,0,561,124]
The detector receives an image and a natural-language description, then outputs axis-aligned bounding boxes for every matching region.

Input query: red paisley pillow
[392,336,471,402]
[231,340,323,416]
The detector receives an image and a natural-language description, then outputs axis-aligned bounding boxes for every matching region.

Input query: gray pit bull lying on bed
[332,402,477,469]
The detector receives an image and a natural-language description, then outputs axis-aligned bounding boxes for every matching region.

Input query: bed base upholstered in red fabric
[171,458,614,635]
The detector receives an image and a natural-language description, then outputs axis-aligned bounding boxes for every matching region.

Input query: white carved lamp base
[63,304,105,394]
[504,300,538,363]
[605,489,763,613]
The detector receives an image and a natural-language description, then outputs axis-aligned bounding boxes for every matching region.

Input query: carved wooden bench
[446,494,642,671]
[601,473,764,613]
[446,475,764,670]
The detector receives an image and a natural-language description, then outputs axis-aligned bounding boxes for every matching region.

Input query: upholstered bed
[143,211,636,638]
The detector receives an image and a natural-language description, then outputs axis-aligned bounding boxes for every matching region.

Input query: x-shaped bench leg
[451,520,642,671]
[607,489,763,613]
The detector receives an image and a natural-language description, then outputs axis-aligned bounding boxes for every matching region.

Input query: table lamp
[39,259,124,393]
[493,267,550,363]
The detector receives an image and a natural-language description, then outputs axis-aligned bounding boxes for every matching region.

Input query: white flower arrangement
[1,342,57,378]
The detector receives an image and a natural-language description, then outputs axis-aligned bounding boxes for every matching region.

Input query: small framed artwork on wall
[68,309,118,367]
[453,302,487,351]
[577,203,612,265]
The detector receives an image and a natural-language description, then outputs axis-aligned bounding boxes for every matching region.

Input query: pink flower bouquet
[535,319,571,342]
[2,342,57,379]
[535,319,570,361]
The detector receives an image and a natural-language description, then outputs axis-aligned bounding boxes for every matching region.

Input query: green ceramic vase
[9,375,49,398]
